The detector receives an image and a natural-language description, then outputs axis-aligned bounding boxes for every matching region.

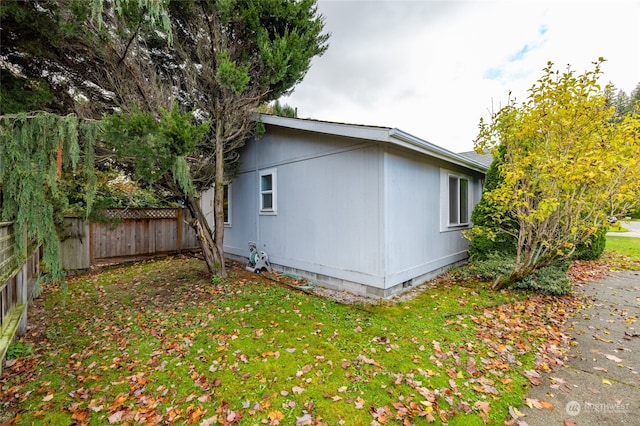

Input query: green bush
[573,227,607,261]
[455,255,572,296]
[511,261,572,295]
[467,230,517,261]
[453,253,514,282]
[467,144,517,260]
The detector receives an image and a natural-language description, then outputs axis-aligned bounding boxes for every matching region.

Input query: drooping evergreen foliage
[0,113,97,282]
[101,104,210,197]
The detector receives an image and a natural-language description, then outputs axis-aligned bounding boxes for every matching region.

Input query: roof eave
[256,114,488,174]
[388,129,487,173]
[257,114,391,142]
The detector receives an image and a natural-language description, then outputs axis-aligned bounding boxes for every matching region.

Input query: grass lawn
[0,257,581,425]
[604,235,640,268]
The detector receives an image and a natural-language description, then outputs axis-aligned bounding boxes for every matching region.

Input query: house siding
[214,118,486,297]
[224,126,386,290]
[382,147,483,292]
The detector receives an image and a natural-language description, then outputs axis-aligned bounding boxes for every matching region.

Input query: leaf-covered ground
[0,256,603,425]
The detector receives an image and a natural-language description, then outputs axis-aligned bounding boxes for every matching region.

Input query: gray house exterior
[201,115,487,297]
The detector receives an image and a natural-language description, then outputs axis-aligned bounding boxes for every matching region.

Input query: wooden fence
[0,222,41,375]
[1,208,197,371]
[60,208,200,271]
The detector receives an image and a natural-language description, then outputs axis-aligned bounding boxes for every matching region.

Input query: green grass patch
[604,235,640,270]
[606,235,640,259]
[0,256,575,425]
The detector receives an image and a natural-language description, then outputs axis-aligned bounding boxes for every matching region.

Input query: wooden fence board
[0,221,40,374]
[59,219,90,270]
[62,208,200,269]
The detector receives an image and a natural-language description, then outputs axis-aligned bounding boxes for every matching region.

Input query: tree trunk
[183,120,229,279]
[185,194,226,278]
[212,120,227,277]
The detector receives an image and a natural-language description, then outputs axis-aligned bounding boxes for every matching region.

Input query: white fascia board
[258,114,391,143]
[257,114,487,173]
[388,129,487,173]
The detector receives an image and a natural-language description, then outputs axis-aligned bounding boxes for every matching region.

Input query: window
[259,169,277,214]
[448,175,469,226]
[223,183,231,226]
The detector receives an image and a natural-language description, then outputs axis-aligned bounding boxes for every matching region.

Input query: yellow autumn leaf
[602,378,612,385]
[268,410,285,421]
[512,406,525,417]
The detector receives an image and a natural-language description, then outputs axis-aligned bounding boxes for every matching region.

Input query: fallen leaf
[508,405,525,419]
[296,413,313,425]
[108,409,126,423]
[465,358,479,376]
[268,410,285,421]
[605,354,622,363]
[525,398,542,409]
[594,335,613,343]
[540,400,554,410]
[602,378,612,385]
[200,415,218,426]
[474,401,491,423]
[523,370,543,386]
[226,410,238,422]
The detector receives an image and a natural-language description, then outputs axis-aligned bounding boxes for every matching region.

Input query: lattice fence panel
[103,208,179,220]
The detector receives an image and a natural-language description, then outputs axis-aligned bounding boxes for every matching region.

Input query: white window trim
[224,183,232,227]
[448,174,470,227]
[259,168,277,215]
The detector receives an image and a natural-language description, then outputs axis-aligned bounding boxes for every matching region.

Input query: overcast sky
[282,0,640,153]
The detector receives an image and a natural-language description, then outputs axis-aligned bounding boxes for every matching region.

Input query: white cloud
[283,0,640,153]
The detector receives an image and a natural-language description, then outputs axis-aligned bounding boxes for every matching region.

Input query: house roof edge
[388,129,488,173]
[256,114,488,173]
[257,114,391,142]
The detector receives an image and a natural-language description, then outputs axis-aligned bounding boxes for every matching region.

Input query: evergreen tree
[1,1,329,279]
[0,113,98,282]
[0,0,171,282]
[466,144,517,260]
[153,0,329,277]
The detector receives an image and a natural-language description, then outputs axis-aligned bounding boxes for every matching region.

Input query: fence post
[16,262,27,336]
[89,222,95,265]
[16,226,28,336]
[176,208,182,254]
